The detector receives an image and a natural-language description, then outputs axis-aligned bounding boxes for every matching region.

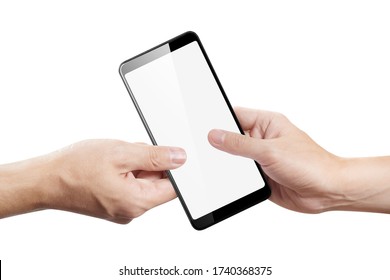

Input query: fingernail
[170,148,187,164]
[209,129,225,145]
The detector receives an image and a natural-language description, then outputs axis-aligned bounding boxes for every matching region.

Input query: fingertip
[169,147,187,167]
[208,129,226,146]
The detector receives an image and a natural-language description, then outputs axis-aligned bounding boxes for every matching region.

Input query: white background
[0,1,389,279]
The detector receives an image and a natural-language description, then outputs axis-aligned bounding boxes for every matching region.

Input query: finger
[208,129,271,164]
[124,144,187,171]
[234,107,259,131]
[136,170,165,180]
[133,142,149,145]
[234,107,270,131]
[139,178,177,209]
[234,107,286,138]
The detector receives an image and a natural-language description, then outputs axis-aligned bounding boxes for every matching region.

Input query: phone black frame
[119,31,270,230]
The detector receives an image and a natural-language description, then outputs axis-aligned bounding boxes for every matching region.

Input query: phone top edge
[120,31,199,75]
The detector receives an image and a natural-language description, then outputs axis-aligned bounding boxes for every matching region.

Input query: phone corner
[190,221,208,231]
[184,30,200,40]
[118,61,126,76]
[263,183,272,201]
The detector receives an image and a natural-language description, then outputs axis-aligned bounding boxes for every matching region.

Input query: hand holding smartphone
[119,31,270,229]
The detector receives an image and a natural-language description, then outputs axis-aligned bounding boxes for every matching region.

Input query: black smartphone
[119,31,270,230]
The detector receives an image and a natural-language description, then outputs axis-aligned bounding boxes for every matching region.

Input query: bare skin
[0,140,186,223]
[2,107,389,224]
[208,107,390,214]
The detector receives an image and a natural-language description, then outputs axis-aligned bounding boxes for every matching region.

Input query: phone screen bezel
[119,31,270,230]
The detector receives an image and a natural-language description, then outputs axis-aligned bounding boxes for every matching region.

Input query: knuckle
[124,208,145,219]
[228,134,247,150]
[273,112,289,123]
[110,141,128,167]
[112,217,133,224]
[109,204,146,223]
[147,147,163,169]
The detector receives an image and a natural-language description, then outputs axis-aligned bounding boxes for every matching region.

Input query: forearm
[335,156,390,213]
[0,155,59,218]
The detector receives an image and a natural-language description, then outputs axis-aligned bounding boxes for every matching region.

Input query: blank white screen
[125,42,264,219]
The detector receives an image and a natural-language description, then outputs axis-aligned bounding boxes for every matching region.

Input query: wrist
[33,153,63,210]
[331,157,390,213]
[0,154,60,218]
[312,155,353,212]
[324,157,358,211]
